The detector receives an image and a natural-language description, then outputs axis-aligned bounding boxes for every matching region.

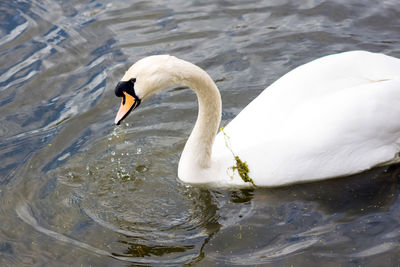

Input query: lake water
[1,0,400,266]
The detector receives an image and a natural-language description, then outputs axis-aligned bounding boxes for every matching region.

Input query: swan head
[114,55,178,125]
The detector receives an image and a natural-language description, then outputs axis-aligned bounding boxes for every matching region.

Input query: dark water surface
[1,0,400,266]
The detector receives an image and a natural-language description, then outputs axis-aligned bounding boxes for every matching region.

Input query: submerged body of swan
[114,51,400,188]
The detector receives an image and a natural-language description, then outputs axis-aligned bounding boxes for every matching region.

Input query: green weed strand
[220,127,255,186]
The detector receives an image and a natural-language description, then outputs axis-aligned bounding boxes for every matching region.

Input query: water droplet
[135,165,148,173]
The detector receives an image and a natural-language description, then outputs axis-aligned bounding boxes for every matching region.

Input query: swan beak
[115,92,139,125]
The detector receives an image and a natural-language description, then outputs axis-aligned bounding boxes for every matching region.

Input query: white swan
[114,51,400,188]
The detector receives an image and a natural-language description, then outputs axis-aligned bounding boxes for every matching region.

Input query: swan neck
[173,59,222,170]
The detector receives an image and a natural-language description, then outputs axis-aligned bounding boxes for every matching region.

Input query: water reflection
[260,164,400,216]
[203,164,400,265]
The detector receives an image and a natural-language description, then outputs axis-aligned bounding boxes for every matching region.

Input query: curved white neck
[165,59,221,174]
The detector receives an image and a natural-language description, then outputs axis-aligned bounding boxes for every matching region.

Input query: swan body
[114,51,400,188]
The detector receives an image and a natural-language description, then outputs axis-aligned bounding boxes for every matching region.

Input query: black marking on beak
[114,78,141,104]
[115,78,136,97]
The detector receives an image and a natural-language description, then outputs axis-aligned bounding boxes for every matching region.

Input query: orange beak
[115,92,138,125]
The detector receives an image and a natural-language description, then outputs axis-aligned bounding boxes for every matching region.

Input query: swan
[113,51,400,188]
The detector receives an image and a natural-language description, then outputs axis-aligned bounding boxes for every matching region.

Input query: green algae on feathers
[220,127,255,186]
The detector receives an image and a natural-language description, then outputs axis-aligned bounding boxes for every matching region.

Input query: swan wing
[213,51,400,186]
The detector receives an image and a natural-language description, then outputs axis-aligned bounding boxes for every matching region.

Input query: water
[1,0,400,265]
